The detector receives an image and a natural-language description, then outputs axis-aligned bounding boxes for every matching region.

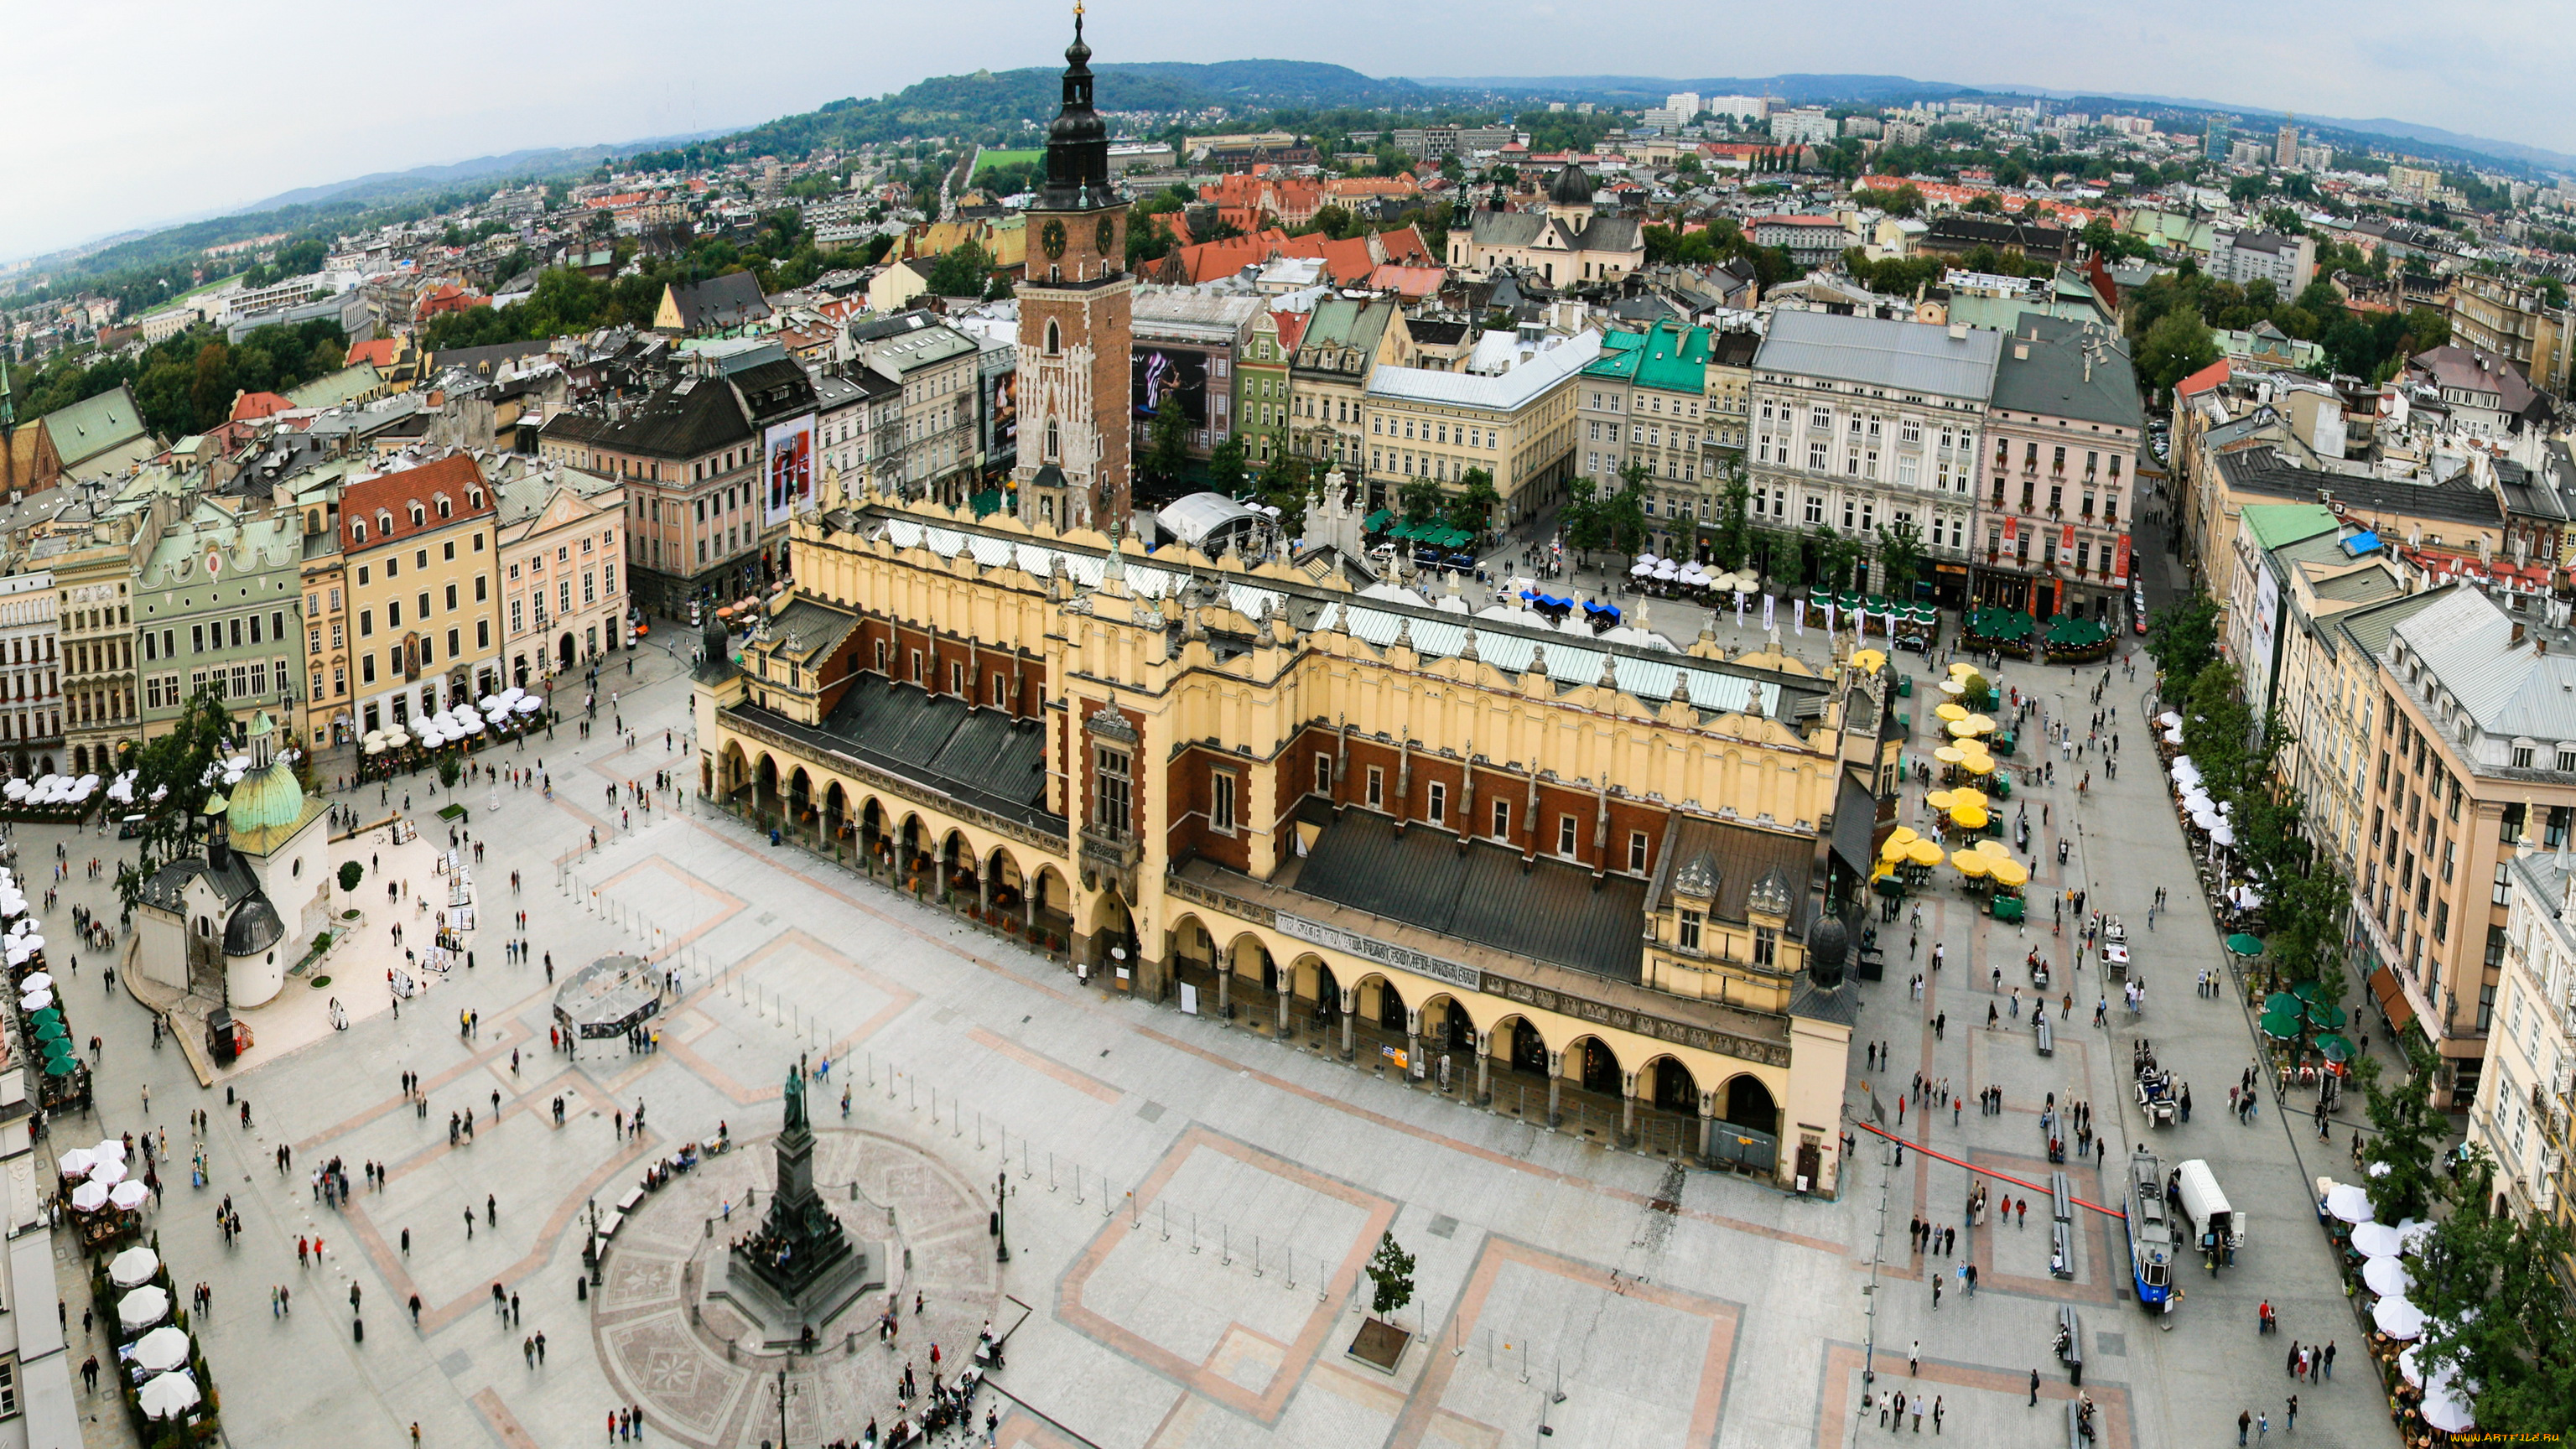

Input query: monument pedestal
[703,1239,889,1353]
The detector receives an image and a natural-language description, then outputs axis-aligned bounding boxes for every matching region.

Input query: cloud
[5,0,2568,263]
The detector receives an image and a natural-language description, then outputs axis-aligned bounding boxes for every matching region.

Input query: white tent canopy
[117,1285,170,1332]
[2324,1182,2376,1223]
[137,1371,200,1420]
[130,1326,190,1374]
[109,1246,159,1287]
[2372,1294,2426,1339]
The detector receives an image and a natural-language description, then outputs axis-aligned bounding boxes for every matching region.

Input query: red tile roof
[2175,360,2232,398]
[1275,233,1376,285]
[1271,310,1310,355]
[343,338,400,370]
[1374,225,1432,267]
[340,454,494,553]
[1366,264,1445,301]
[1162,229,1291,284]
[231,392,296,423]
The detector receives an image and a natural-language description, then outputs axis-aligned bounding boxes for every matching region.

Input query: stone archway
[1722,1073,1779,1134]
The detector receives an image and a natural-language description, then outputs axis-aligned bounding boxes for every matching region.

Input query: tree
[922,242,995,299]
[1397,478,1445,526]
[1206,437,1249,498]
[2144,592,2220,690]
[1364,1230,1415,1320]
[1853,184,1923,216]
[1145,390,1192,484]
[1710,476,1753,570]
[1306,205,1358,241]
[1875,517,1926,596]
[111,688,235,916]
[2405,1164,2576,1436]
[2226,174,2272,207]
[1253,453,1311,537]
[2355,1035,2449,1226]
[338,860,364,895]
[437,752,463,791]
[1448,467,1499,538]
[2135,309,2220,397]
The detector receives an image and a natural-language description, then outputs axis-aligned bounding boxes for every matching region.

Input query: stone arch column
[1474,1029,1493,1105]
[1546,1049,1564,1128]
[1697,1088,1716,1163]
[1339,984,1358,1060]
[1405,1006,1422,1084]
[1621,1069,1639,1143]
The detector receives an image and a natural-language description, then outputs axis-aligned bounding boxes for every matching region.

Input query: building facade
[134,501,305,745]
[1580,322,1723,558]
[1748,312,1998,602]
[1363,335,1594,525]
[0,573,60,774]
[2355,586,2576,1110]
[1977,318,2144,620]
[35,505,155,777]
[340,454,502,734]
[2450,273,2573,400]
[496,465,629,689]
[2473,842,2576,1235]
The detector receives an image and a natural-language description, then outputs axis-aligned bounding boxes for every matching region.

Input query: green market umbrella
[2291,980,2324,1002]
[2314,1034,2355,1064]
[42,1057,74,1077]
[2225,933,2267,958]
[29,1007,59,1027]
[1363,509,1392,532]
[2259,1009,2307,1041]
[2265,992,2302,1016]
[34,1021,65,1042]
[2306,1000,2350,1031]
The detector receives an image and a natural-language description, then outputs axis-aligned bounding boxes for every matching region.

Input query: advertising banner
[1132,346,1208,424]
[764,416,814,526]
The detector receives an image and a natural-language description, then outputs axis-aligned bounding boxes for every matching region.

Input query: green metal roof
[2240,502,2340,552]
[1581,319,1709,394]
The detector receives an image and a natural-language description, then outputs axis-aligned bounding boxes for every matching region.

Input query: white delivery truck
[2174,1158,2242,1270]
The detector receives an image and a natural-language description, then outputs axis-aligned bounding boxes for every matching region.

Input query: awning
[1830,774,1878,880]
[2370,965,2417,1033]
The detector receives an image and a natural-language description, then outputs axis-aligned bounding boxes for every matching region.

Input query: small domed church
[133,712,333,1010]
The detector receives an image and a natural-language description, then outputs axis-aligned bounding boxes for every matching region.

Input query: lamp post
[770,1367,798,1449]
[995,1171,1013,1265]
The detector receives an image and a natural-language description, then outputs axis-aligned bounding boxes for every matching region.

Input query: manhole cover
[1428,1215,1459,1239]
[1135,1101,1166,1123]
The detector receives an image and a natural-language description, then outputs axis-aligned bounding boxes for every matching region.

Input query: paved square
[35,618,2402,1449]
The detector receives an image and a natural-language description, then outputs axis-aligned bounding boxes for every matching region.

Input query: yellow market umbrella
[1946,717,1979,738]
[1850,648,1888,673]
[1989,858,2032,888]
[1951,803,1990,830]
[1887,824,1919,846]
[1951,849,1992,877]
[1881,834,1917,862]
[1935,745,1965,765]
[1938,679,1966,696]
[1962,714,1997,735]
[1935,702,1970,723]
[1955,753,1995,776]
[1924,789,1955,811]
[1976,839,2012,858]
[1949,787,1988,810]
[1949,662,1979,678]
[1908,839,1946,867]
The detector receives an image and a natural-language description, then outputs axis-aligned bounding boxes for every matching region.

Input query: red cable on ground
[1854,1119,2129,1220]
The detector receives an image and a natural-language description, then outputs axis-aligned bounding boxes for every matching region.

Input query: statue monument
[705,1068,886,1350]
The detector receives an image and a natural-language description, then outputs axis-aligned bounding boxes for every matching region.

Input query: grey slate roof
[798,677,1053,826]
[1291,810,1649,982]
[1753,309,2003,402]
[2392,584,2576,738]
[1987,314,2142,431]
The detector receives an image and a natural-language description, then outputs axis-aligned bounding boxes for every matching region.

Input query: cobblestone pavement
[28,621,2397,1449]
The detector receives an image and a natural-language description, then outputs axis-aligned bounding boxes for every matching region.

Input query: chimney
[1948,322,1968,340]
[2513,620,2527,647]
[2013,341,2029,361]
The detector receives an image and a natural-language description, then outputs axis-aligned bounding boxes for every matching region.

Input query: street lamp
[770,1368,798,1449]
[994,1171,1013,1264]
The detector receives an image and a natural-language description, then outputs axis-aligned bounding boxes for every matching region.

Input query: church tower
[1013,6,1133,534]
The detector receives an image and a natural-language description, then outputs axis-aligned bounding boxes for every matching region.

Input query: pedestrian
[1931,1395,1942,1435]
[1909,1339,1919,1375]
[2239,1410,2252,1446]
[2257,1410,2268,1441]
[2030,1369,2040,1407]
[2287,1394,2298,1431]
[2323,1341,2334,1380]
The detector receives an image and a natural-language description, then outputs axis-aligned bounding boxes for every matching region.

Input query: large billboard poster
[1132,346,1208,425]
[765,415,813,526]
[989,370,1018,462]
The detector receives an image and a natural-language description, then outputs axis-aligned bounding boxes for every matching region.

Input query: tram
[2126,1146,2176,1309]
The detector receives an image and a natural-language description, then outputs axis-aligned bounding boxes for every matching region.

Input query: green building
[133,501,307,745]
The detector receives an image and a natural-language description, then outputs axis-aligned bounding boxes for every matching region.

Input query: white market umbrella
[118,1285,170,1332]
[2158,711,2182,727]
[2163,726,2185,744]
[2325,1182,2376,1223]
[2399,1219,2435,1255]
[2350,1221,2405,1256]
[1654,561,1680,579]
[70,1182,108,1213]
[137,1371,199,1420]
[2367,1160,2392,1177]
[1633,553,1658,567]
[130,1326,190,1374]
[109,1180,149,1211]
[18,972,49,992]
[2421,1366,2476,1433]
[89,1158,127,1188]
[2397,1343,2428,1388]
[2191,809,2223,833]
[57,1149,93,1179]
[19,936,43,953]
[2210,823,2236,848]
[2372,1294,2426,1339]
[109,1246,159,1287]
[1630,561,1654,576]
[517,699,542,714]
[91,1138,124,1162]
[20,988,53,1011]
[2362,1254,2413,1296]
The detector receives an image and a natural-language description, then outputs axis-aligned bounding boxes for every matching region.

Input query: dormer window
[352,522,367,543]
[1677,909,1701,951]
[435,496,452,519]
[377,511,393,534]
[408,505,425,527]
[470,489,485,508]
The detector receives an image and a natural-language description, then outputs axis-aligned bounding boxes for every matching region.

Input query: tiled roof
[340,454,491,551]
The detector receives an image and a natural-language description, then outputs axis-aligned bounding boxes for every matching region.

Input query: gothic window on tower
[1046,419,1061,460]
[1046,320,1061,356]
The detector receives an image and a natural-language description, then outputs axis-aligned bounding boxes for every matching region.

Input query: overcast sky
[8,0,2570,265]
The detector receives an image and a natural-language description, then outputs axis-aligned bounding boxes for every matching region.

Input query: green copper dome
[229,714,305,836]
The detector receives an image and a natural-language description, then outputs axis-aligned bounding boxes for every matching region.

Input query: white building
[1664,92,1703,122]
[1770,109,1836,147]
[1707,96,1770,122]
[0,574,59,774]
[2208,230,2318,295]
[2475,842,2576,1221]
